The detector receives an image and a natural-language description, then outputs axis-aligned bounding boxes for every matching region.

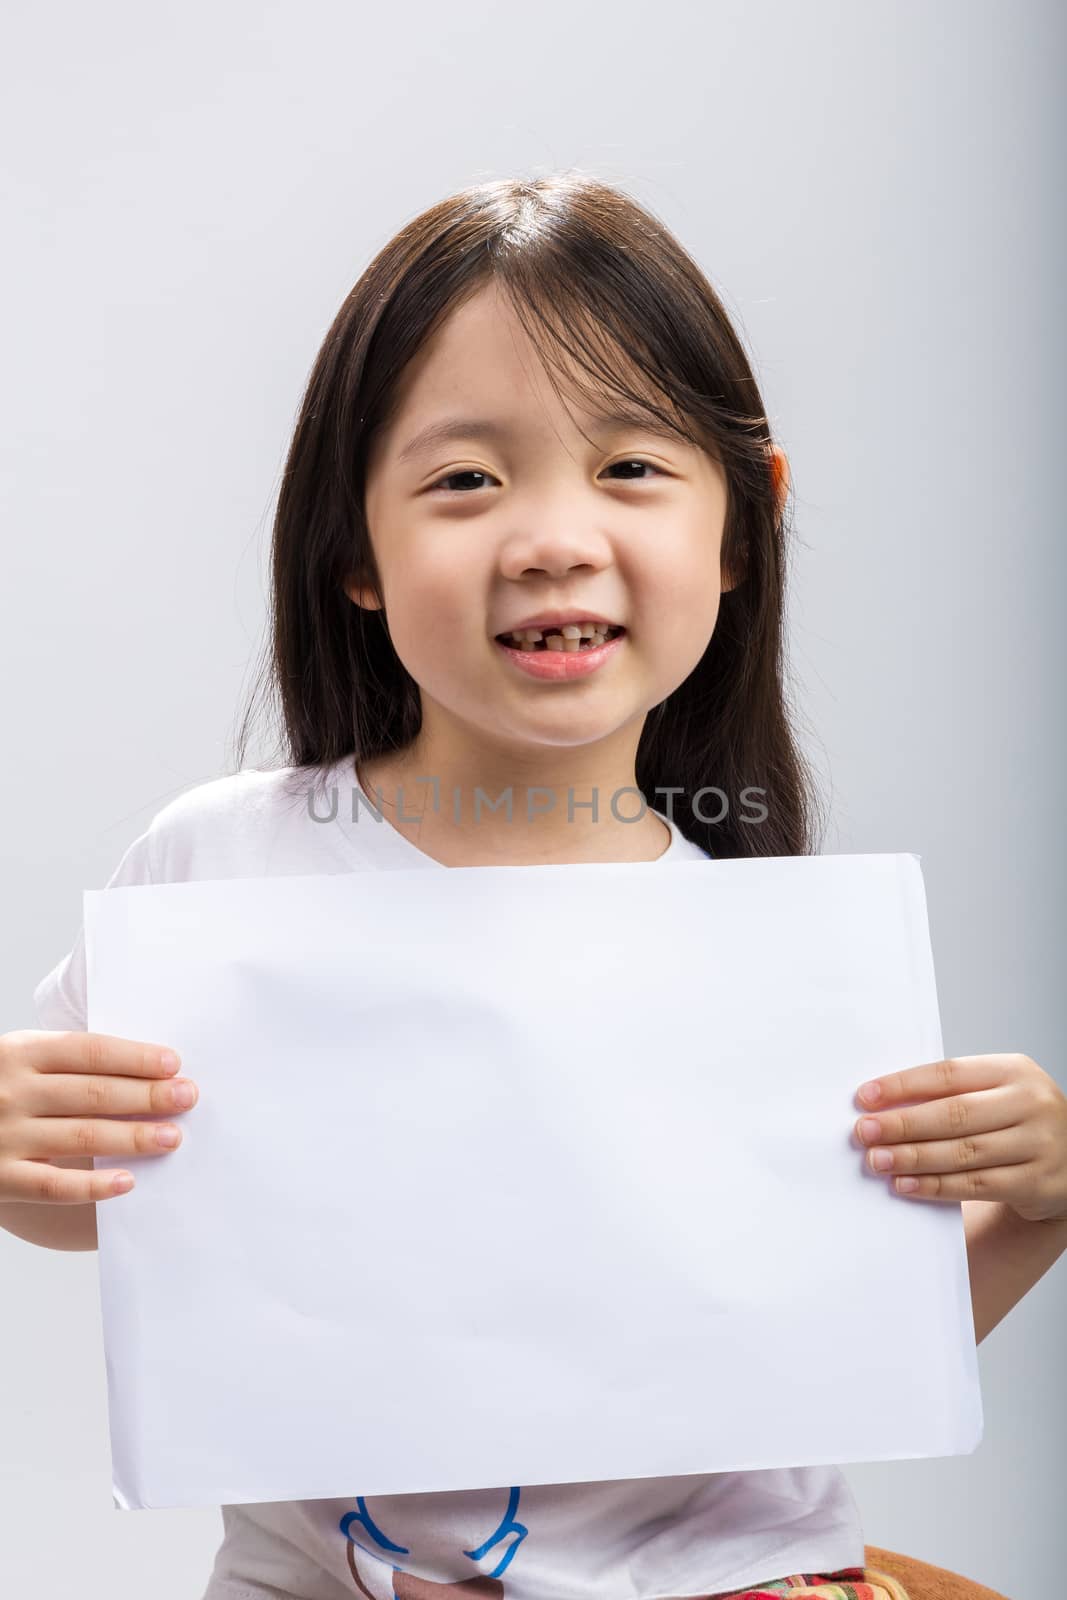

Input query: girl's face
[347,284,731,779]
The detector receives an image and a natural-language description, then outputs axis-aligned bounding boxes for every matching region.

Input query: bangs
[494,271,713,461]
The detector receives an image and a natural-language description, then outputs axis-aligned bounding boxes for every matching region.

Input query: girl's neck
[353,752,672,868]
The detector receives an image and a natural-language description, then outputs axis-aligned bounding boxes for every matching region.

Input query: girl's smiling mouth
[493,624,627,680]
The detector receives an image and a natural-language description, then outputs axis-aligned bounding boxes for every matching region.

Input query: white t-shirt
[32,757,866,1600]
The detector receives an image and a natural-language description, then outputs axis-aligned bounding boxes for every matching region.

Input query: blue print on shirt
[338,1485,528,1595]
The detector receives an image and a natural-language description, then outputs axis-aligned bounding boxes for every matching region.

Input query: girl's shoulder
[32,764,340,1034]
[148,761,312,829]
[143,761,343,885]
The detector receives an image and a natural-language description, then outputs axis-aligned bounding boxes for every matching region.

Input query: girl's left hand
[853,1054,1067,1223]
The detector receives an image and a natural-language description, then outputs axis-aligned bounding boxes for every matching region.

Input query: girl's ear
[342,575,384,611]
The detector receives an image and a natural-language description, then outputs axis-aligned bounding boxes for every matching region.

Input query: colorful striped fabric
[707,1562,913,1598]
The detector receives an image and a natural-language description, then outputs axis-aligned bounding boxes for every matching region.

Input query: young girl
[4,170,1064,1600]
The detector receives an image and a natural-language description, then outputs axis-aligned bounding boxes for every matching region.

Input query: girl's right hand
[0,1030,198,1204]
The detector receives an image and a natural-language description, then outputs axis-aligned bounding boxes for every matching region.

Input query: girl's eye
[429,459,665,494]
[430,468,497,494]
[604,458,665,483]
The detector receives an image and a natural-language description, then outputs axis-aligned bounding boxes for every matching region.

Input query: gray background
[2,1,1063,1595]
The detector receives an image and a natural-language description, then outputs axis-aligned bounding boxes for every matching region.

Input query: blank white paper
[84,851,982,1511]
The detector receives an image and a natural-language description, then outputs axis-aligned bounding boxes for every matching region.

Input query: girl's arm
[963,1198,1067,1344]
[0,1157,98,1251]
[855,1057,1067,1344]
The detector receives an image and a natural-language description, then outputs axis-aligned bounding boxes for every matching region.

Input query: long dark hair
[233,169,826,858]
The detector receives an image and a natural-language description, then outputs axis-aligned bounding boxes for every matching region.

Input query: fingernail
[896,1177,919,1192]
[859,1117,882,1143]
[157,1125,181,1147]
[171,1080,196,1108]
[160,1050,182,1073]
[858,1081,882,1105]
[871,1148,894,1171]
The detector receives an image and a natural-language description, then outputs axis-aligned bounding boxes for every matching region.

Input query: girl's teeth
[504,622,613,651]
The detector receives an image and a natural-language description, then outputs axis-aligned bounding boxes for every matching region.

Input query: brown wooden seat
[864,1543,1012,1600]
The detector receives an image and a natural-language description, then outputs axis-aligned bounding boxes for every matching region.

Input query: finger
[24,1070,198,1120]
[854,1081,1027,1150]
[24,1031,182,1078]
[17,1115,184,1161]
[887,1163,1040,1202]
[856,1054,1025,1109]
[5,1157,141,1205]
[859,1123,1035,1178]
